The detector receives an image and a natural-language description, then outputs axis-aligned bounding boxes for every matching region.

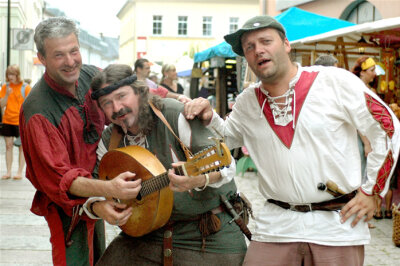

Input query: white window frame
[178,16,188,36]
[152,15,163,35]
[229,17,239,33]
[202,16,212,36]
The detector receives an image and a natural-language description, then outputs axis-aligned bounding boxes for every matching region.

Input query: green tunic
[97,98,246,255]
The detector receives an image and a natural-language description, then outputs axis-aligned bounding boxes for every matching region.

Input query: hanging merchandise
[379,49,396,103]
[395,53,400,105]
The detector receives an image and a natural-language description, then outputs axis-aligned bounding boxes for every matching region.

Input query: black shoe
[373,211,383,219]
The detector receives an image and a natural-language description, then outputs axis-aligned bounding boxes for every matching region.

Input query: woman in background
[0,65,31,180]
[161,64,184,94]
[351,56,377,93]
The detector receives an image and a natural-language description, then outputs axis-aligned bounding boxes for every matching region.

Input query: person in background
[351,56,378,93]
[161,63,184,94]
[134,58,191,103]
[314,54,338,67]
[185,15,400,265]
[13,78,33,149]
[350,56,378,158]
[149,72,159,84]
[0,64,31,180]
[19,17,140,265]
[88,64,246,265]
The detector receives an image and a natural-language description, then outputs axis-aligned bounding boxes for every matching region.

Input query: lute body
[98,143,231,237]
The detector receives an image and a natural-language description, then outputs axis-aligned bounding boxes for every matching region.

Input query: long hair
[5,65,22,83]
[161,64,176,83]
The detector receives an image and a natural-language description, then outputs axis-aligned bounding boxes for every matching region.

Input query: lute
[98,142,231,237]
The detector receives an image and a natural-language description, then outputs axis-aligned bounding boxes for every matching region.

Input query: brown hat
[224,15,286,56]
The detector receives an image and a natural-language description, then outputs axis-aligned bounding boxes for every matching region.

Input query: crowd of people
[0,15,399,266]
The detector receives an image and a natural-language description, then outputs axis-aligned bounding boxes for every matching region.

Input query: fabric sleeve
[149,86,169,98]
[207,109,244,150]
[96,139,108,163]
[20,112,92,212]
[146,78,158,89]
[0,84,6,98]
[335,69,400,197]
[93,125,113,179]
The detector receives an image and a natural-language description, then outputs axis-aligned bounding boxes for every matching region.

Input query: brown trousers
[243,241,364,266]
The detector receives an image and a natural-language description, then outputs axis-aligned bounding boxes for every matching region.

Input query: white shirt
[208,65,400,246]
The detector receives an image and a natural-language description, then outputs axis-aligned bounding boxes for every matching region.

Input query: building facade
[0,0,119,85]
[0,0,42,84]
[117,0,259,66]
[263,0,400,21]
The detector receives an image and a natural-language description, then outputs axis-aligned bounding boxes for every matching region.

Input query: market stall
[290,17,400,104]
[190,42,238,117]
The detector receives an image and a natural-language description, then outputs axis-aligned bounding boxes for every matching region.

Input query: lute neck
[139,165,185,198]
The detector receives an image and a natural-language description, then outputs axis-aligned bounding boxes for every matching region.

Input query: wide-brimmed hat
[224,15,286,56]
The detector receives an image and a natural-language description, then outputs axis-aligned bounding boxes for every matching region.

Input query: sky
[45,0,126,38]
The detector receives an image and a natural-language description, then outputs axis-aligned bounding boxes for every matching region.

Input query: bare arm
[166,91,191,103]
[69,171,142,200]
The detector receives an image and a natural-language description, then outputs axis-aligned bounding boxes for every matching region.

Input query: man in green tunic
[85,64,247,265]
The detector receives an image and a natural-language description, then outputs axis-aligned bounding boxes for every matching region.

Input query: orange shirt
[0,82,31,125]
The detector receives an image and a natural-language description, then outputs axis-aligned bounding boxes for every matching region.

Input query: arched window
[340,0,382,24]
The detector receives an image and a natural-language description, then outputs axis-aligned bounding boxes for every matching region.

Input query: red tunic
[19,65,106,265]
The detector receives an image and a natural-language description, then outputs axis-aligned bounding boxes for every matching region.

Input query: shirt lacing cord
[259,86,296,129]
[82,103,91,132]
[80,102,100,144]
[124,132,148,148]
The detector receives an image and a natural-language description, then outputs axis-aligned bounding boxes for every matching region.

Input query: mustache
[111,107,132,120]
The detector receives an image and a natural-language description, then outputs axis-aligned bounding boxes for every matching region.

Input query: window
[348,2,381,23]
[202,16,212,36]
[153,15,162,35]
[341,1,382,23]
[229,17,239,33]
[178,16,188,36]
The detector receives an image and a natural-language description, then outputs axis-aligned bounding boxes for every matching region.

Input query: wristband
[195,174,210,191]
[89,201,99,218]
[82,197,105,219]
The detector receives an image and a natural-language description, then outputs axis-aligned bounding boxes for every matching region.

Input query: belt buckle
[289,203,312,212]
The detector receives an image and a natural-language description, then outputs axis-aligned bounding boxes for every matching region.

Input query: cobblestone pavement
[0,138,399,265]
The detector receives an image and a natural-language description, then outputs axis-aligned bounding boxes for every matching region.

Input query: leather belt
[267,190,357,212]
[163,221,173,266]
